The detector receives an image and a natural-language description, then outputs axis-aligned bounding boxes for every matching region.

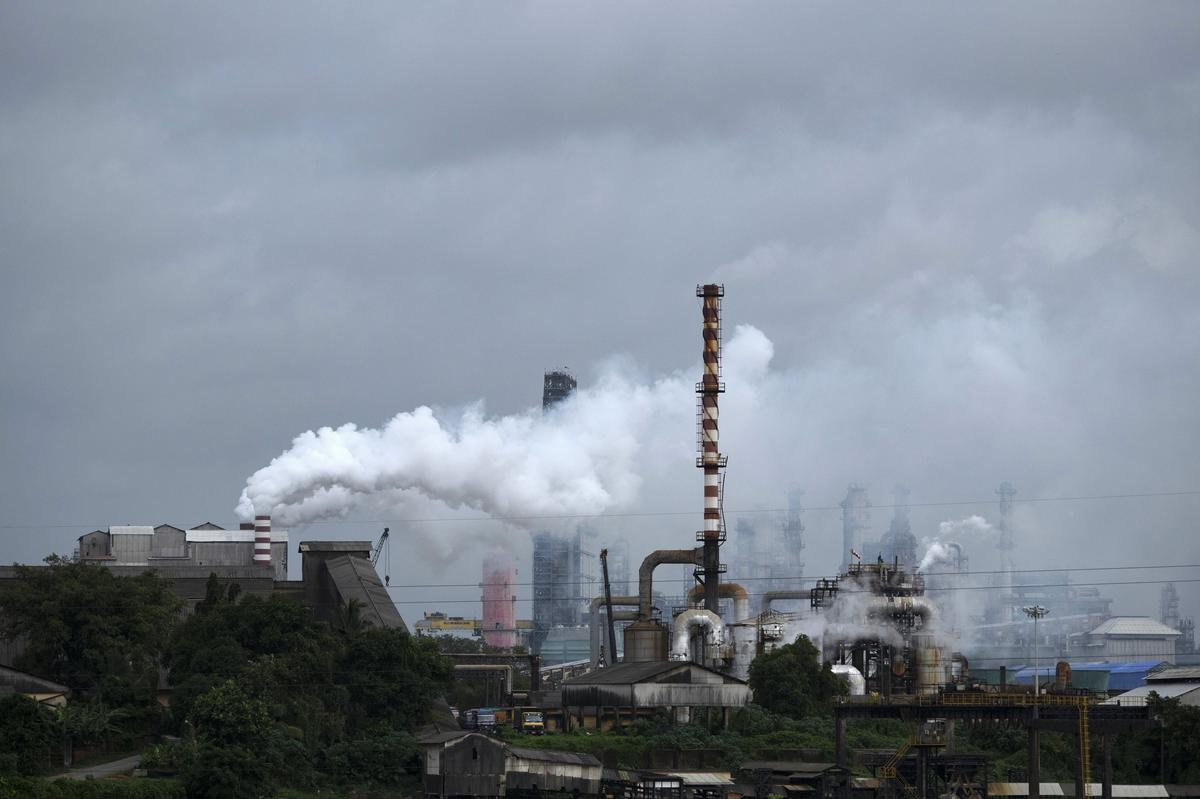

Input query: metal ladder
[881,736,919,799]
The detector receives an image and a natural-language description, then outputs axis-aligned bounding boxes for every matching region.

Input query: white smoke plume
[918,541,956,571]
[918,515,994,570]
[236,325,775,528]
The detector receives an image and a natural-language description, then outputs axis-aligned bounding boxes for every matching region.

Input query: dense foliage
[0,777,183,799]
[160,588,451,797]
[747,634,848,718]
[0,558,182,707]
[0,696,57,776]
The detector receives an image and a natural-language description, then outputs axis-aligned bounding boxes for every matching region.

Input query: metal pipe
[685,582,750,622]
[588,595,638,667]
[831,664,866,696]
[453,664,513,696]
[865,595,939,626]
[670,608,724,662]
[638,549,702,619]
[760,589,808,614]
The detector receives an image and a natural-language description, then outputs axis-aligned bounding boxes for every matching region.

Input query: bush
[0,696,57,775]
[180,743,273,799]
[319,733,419,785]
[0,777,184,799]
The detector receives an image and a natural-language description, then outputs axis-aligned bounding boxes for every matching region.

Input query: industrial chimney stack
[254,514,272,567]
[696,284,727,613]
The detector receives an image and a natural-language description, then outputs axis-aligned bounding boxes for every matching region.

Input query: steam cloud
[918,515,995,570]
[236,325,775,527]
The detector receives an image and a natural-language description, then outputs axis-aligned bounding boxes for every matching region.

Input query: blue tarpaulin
[1008,660,1166,691]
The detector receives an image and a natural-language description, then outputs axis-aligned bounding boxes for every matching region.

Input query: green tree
[0,558,183,707]
[747,634,847,718]
[340,628,453,733]
[0,695,57,775]
[166,593,342,740]
[187,680,271,747]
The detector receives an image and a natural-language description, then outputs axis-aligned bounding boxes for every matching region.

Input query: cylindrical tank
[482,552,517,649]
[623,619,669,662]
[914,635,945,695]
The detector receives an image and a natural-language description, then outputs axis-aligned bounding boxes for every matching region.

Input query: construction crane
[372,527,390,586]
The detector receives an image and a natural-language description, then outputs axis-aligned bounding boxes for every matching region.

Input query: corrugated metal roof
[185,530,288,543]
[564,660,745,686]
[416,730,473,745]
[740,762,840,775]
[651,772,732,785]
[109,526,155,535]
[1090,617,1181,637]
[507,746,601,766]
[1105,684,1200,703]
[322,554,408,632]
[989,783,1065,796]
[0,665,70,695]
[298,541,372,553]
[1064,786,1168,797]
[1148,666,1200,682]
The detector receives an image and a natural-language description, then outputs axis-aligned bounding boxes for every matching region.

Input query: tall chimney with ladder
[696,284,727,613]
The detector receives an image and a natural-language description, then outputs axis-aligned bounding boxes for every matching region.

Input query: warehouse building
[418,731,602,798]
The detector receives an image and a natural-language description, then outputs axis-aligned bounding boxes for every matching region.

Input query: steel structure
[840,484,870,570]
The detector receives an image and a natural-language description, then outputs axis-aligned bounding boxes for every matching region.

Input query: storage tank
[623,619,669,662]
[914,635,946,695]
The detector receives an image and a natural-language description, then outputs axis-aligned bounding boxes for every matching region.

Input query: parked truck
[514,709,545,735]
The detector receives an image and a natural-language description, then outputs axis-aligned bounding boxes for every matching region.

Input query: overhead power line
[0,489,1196,530]
[381,562,1200,591]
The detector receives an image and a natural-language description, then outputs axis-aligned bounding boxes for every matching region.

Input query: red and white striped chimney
[253,515,272,568]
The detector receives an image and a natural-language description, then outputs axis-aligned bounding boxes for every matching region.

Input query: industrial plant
[416,285,1196,799]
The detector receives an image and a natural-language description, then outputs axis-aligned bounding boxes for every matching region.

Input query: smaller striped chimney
[253,515,272,567]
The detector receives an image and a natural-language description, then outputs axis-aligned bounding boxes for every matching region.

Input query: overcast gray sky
[2,2,1198,623]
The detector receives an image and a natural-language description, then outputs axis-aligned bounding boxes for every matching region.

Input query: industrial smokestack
[253,514,272,567]
[696,284,727,613]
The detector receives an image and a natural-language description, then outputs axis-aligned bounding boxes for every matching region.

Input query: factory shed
[1078,617,1181,664]
[298,541,407,633]
[1106,682,1200,707]
[0,664,70,706]
[418,731,601,798]
[560,661,750,729]
[562,660,750,708]
[735,761,849,799]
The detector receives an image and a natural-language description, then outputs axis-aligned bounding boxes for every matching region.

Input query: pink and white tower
[481,552,517,649]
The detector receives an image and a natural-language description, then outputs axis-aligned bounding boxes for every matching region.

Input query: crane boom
[372,527,390,565]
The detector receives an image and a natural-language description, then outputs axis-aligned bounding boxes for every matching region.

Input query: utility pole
[600,548,618,666]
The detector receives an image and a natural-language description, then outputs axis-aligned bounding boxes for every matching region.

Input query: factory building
[1,521,404,674]
[419,731,602,798]
[75,522,288,581]
[1073,617,1182,664]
